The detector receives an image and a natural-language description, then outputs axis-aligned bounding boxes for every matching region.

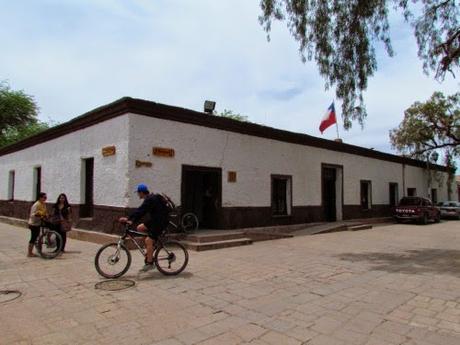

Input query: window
[407,188,416,197]
[33,167,41,201]
[8,170,15,200]
[431,189,437,204]
[360,180,372,210]
[389,183,399,207]
[271,175,292,216]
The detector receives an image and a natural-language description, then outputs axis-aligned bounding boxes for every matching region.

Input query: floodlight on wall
[204,100,216,114]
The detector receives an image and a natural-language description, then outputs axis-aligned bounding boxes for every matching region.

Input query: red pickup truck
[394,196,441,225]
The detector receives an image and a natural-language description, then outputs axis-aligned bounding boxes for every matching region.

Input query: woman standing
[52,193,72,252]
[27,192,48,257]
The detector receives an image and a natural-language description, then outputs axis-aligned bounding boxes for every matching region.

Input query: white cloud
[0,0,458,163]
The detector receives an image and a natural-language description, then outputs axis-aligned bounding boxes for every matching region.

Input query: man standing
[119,184,169,272]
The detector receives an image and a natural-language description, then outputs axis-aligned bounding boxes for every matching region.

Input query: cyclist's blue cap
[135,183,149,193]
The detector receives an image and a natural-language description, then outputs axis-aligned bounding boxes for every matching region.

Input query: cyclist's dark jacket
[128,193,169,231]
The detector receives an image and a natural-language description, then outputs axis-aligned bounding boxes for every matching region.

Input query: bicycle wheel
[36,230,62,259]
[95,243,131,279]
[154,241,189,275]
[181,213,199,233]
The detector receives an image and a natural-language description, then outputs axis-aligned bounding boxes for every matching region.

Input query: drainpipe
[402,164,406,197]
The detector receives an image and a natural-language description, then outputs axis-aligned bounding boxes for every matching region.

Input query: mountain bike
[35,221,63,259]
[94,224,189,279]
[168,210,199,234]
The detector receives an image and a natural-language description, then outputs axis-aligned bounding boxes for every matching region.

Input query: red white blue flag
[319,102,337,134]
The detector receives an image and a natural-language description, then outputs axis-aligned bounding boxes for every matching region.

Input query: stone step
[180,238,253,251]
[184,231,247,243]
[309,224,348,235]
[348,224,373,231]
[244,231,294,242]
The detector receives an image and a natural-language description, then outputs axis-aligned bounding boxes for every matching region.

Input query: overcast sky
[1,0,458,157]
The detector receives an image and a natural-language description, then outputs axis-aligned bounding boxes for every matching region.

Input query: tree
[390,91,459,196]
[0,81,52,148]
[259,0,459,129]
[390,91,459,159]
[218,109,249,122]
[0,120,53,148]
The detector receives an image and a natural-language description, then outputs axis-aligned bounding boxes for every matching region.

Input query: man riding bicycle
[119,183,169,272]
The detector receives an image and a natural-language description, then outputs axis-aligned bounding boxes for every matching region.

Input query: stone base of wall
[0,200,34,220]
[343,204,392,220]
[73,205,133,234]
[220,206,323,229]
[0,200,393,233]
[0,200,132,235]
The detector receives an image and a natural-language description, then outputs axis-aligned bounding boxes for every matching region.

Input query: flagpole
[334,100,340,140]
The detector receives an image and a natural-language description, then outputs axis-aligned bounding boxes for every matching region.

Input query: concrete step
[348,224,373,231]
[180,238,253,251]
[244,231,293,242]
[309,224,348,235]
[184,231,247,243]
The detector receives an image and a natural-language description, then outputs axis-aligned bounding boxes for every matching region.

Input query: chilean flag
[319,102,337,134]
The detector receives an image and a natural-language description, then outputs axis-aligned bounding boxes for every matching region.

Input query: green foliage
[0,120,53,148]
[0,81,54,148]
[259,0,459,129]
[390,91,459,197]
[218,109,249,122]
[390,91,459,160]
[0,81,38,133]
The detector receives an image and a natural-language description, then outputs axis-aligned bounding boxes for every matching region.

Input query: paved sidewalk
[2,221,460,345]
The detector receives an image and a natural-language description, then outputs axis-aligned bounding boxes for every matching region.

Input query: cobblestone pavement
[2,221,460,345]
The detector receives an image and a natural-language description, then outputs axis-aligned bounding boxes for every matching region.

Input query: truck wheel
[420,213,428,225]
[435,213,441,223]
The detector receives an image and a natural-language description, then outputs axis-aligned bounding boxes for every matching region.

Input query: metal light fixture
[204,100,216,114]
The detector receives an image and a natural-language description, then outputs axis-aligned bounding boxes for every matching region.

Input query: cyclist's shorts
[145,222,166,240]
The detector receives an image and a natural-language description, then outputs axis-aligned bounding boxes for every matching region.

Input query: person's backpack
[158,193,176,214]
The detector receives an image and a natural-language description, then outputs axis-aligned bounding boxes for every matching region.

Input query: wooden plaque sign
[228,171,237,183]
[153,147,175,157]
[135,160,152,168]
[102,146,116,157]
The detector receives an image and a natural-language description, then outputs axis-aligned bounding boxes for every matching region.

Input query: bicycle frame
[117,226,166,258]
[168,213,180,231]
[95,223,189,278]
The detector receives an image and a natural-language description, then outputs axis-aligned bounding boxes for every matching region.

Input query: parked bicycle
[167,209,199,234]
[94,224,189,279]
[35,221,63,259]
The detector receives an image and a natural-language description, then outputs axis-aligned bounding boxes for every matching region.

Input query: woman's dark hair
[53,193,71,217]
[37,192,47,201]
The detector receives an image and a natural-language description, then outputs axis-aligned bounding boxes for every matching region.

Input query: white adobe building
[0,97,456,232]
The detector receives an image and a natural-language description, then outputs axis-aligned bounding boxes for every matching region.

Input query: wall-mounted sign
[102,146,116,157]
[153,147,175,158]
[228,171,237,183]
[135,160,152,168]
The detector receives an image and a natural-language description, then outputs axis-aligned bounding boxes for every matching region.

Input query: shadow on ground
[337,249,460,276]
[123,271,194,281]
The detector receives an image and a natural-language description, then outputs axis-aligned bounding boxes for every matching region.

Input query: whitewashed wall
[127,114,455,208]
[0,116,131,207]
[1,111,454,211]
[405,164,453,201]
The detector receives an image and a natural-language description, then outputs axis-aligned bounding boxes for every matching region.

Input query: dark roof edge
[0,97,452,173]
[0,97,131,156]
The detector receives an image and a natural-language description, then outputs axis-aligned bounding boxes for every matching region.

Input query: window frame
[431,188,438,204]
[360,180,372,210]
[33,166,41,201]
[8,170,15,201]
[271,174,292,217]
[389,182,399,207]
[407,188,417,197]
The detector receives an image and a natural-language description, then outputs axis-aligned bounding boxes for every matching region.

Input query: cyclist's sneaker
[139,262,155,273]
